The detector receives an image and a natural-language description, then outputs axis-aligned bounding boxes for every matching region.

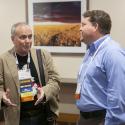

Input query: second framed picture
[28,0,87,53]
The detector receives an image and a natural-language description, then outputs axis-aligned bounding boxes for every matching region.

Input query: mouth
[80,36,84,42]
[23,45,31,50]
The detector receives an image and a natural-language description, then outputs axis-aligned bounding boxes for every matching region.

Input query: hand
[34,87,45,106]
[2,88,17,107]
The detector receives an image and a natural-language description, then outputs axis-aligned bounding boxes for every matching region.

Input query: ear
[11,36,15,44]
[11,36,14,41]
[94,23,99,31]
[92,23,99,33]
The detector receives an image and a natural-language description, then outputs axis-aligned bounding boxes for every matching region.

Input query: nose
[80,25,82,31]
[25,38,32,46]
[25,37,30,42]
[26,35,32,41]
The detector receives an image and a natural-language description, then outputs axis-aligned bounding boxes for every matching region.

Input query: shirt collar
[87,34,110,55]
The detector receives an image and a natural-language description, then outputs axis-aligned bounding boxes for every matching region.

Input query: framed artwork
[27,0,87,53]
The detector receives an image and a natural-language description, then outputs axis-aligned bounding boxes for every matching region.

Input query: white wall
[0,0,26,53]
[90,0,125,46]
[0,0,125,80]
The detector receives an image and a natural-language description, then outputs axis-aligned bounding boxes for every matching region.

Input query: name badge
[18,69,35,102]
[18,69,31,80]
[75,83,81,100]
[20,78,34,102]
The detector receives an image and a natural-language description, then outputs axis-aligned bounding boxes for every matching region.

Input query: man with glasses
[0,22,60,125]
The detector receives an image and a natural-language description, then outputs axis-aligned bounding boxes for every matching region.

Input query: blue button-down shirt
[76,35,125,125]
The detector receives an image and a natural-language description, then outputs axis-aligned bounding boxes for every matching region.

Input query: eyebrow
[19,34,32,40]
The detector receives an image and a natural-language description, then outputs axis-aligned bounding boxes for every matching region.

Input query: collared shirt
[76,35,125,125]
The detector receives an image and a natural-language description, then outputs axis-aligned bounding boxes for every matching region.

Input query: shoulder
[31,48,51,55]
[31,48,52,62]
[40,49,51,57]
[103,40,125,64]
[40,49,53,63]
[0,49,15,70]
[105,40,123,55]
[0,48,14,60]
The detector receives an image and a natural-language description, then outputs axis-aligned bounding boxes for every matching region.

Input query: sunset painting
[33,1,81,47]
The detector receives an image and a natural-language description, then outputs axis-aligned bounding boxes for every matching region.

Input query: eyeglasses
[18,34,32,40]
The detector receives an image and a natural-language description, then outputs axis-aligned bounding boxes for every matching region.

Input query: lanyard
[15,52,30,70]
[78,36,111,77]
[76,36,111,96]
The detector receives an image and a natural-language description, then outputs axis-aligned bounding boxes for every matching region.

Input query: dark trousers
[20,111,56,125]
[77,114,104,125]
[77,110,105,125]
[20,113,47,125]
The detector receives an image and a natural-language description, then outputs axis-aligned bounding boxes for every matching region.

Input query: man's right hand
[2,88,17,107]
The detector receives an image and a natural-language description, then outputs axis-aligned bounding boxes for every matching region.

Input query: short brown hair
[83,10,111,34]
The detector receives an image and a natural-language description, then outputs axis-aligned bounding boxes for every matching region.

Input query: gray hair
[11,22,29,36]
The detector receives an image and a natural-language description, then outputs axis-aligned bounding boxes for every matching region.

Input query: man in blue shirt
[76,10,125,125]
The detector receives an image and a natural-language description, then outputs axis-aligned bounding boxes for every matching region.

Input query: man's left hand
[34,87,45,106]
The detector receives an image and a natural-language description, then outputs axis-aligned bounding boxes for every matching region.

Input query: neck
[88,34,104,46]
[15,50,28,56]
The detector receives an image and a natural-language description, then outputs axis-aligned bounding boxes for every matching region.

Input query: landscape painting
[28,0,87,53]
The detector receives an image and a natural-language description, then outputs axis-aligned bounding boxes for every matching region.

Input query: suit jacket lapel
[6,48,20,93]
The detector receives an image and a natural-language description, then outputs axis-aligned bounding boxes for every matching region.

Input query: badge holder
[75,83,81,100]
[16,52,38,102]
[20,78,34,102]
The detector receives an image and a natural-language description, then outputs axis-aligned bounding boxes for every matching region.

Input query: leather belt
[80,109,106,119]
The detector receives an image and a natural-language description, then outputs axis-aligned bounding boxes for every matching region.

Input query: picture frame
[27,0,88,53]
